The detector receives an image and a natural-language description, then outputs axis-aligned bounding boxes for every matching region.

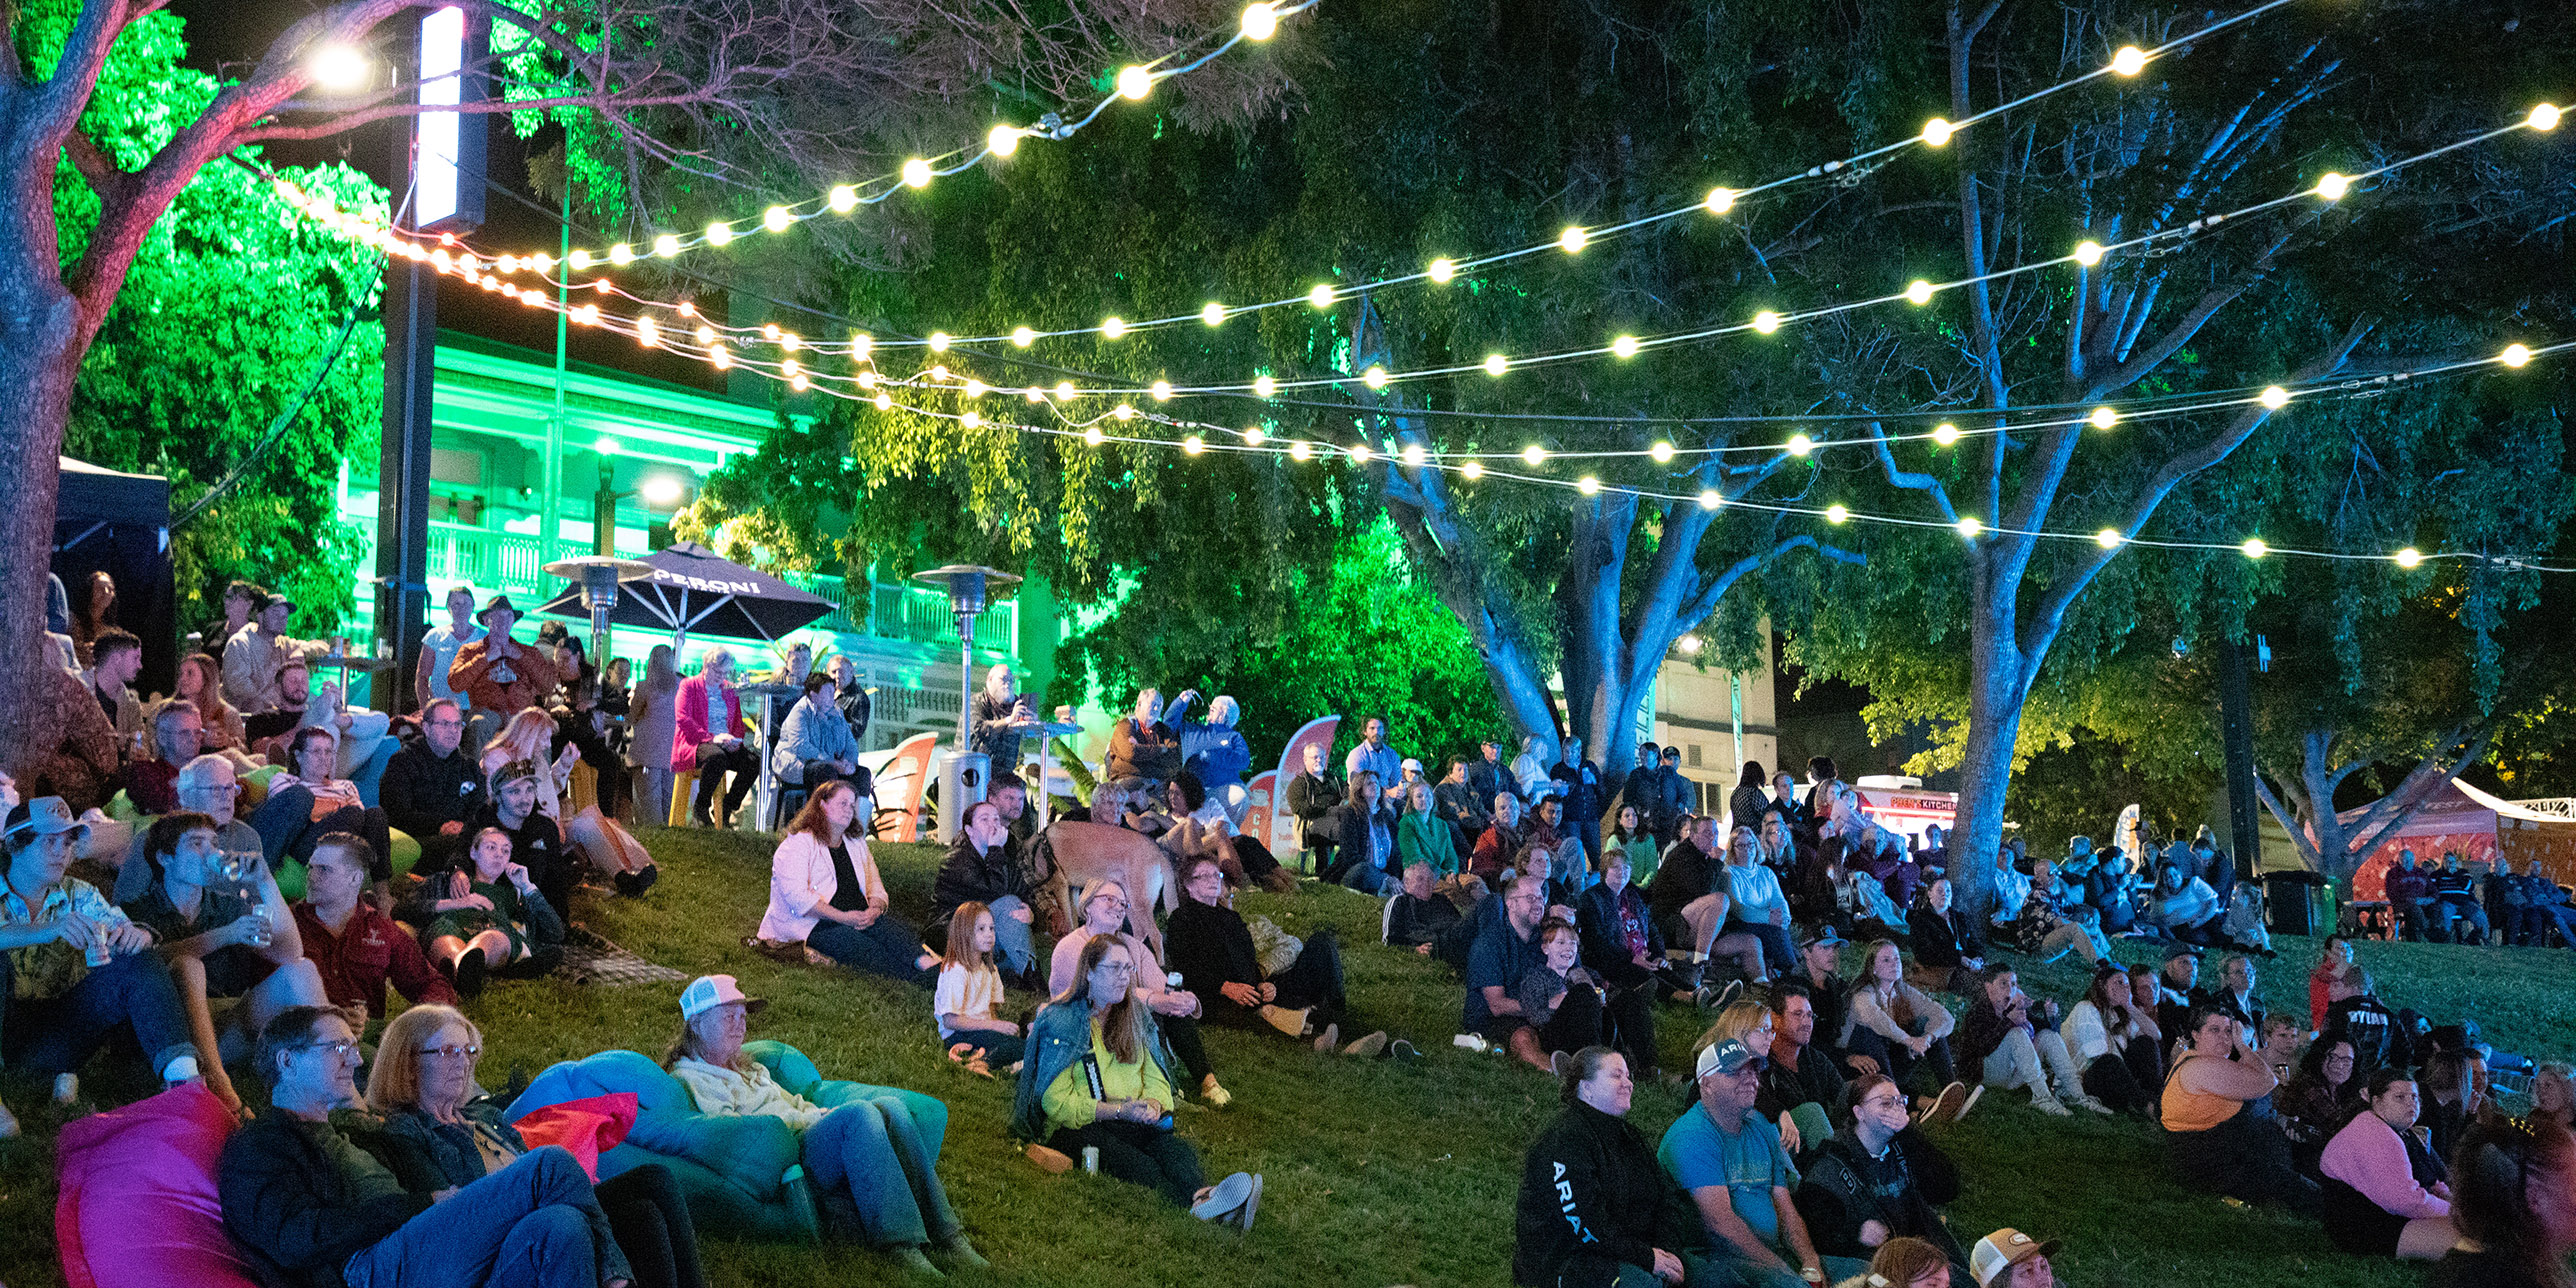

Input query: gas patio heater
[543,554,656,664]
[911,564,1019,843]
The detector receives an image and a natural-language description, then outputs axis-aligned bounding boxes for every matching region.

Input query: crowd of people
[12,576,2576,1288]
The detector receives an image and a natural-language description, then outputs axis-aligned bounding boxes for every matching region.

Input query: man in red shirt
[291,833,455,1018]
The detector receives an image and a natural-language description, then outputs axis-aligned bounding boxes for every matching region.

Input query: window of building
[1688,744,1703,767]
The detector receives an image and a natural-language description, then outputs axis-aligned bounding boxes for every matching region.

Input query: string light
[2501,343,2534,368]
[928,332,951,352]
[829,185,858,214]
[1698,489,1722,510]
[2395,547,2423,568]
[1349,443,1373,463]
[1183,433,1206,454]
[2096,528,2123,548]
[2111,45,2148,77]
[1786,433,1814,456]
[1906,280,1935,305]
[2241,538,2269,559]
[1102,316,1129,340]
[2259,386,2291,409]
[1460,459,1485,480]
[1241,2,1279,40]
[1521,445,1548,466]
[1752,310,1782,335]
[1242,427,1266,446]
[988,125,1023,158]
[1428,258,1457,283]
[1612,335,1641,358]
[1920,118,1954,147]
[2314,171,2351,201]
[1483,354,1508,377]
[1254,375,1278,398]
[1363,365,1391,388]
[901,158,934,188]
[705,222,734,247]
[1202,302,1227,326]
[1957,516,1983,539]
[1824,504,1850,524]
[2534,104,2563,132]
[1403,442,1429,466]
[1289,440,1313,460]
[763,205,792,233]
[1011,326,1036,347]
[2088,406,2118,429]
[1558,226,1589,255]
[2073,240,2104,266]
[1307,284,1335,310]
[1576,475,1601,495]
[1650,441,1676,463]
[1705,187,1736,215]
[1151,380,1175,401]
[1085,426,1106,446]
[1932,423,1962,446]
[1116,65,1154,101]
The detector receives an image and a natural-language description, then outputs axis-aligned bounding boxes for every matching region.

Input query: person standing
[1283,742,1343,877]
[413,585,485,715]
[1344,717,1402,795]
[1514,1046,1723,1287]
[1624,745,1667,842]
[629,645,682,827]
[1659,747,1694,848]
[1168,691,1252,815]
[1553,736,1607,871]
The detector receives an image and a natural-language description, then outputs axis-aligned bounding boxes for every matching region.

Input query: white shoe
[2032,1095,2073,1117]
[1191,1172,1256,1222]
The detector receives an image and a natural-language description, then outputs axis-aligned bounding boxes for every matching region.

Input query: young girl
[1511,918,1607,1072]
[935,901,1023,1077]
[414,825,564,998]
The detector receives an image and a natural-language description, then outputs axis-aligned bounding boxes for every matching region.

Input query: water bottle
[1080,1146,1100,1173]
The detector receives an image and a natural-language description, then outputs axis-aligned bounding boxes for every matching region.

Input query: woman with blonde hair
[1834,1236,1954,1288]
[482,705,656,895]
[1694,997,1778,1062]
[757,779,937,984]
[165,652,255,768]
[364,1004,706,1288]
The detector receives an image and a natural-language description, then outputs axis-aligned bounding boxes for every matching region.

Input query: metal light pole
[911,564,1019,842]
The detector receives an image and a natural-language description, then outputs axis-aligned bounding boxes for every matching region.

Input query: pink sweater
[2320,1112,2451,1219]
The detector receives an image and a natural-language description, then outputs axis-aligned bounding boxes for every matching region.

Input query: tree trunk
[0,240,84,786]
[1945,567,2030,920]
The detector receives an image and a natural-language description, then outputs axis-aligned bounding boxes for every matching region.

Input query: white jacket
[757,830,879,943]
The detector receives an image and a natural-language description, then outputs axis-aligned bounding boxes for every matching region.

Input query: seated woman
[2530,1060,2575,1130]
[1513,1046,1725,1288]
[483,706,656,896]
[1153,772,1288,894]
[120,811,328,1113]
[2278,1035,2361,1173]
[1165,856,1373,1052]
[1050,879,1228,1108]
[757,780,938,986]
[1398,781,1457,880]
[407,824,565,998]
[2426,1115,2576,1288]
[1011,932,1262,1225]
[359,1004,708,1288]
[167,651,258,773]
[1844,940,1960,1104]
[666,975,982,1272]
[249,725,393,879]
[1332,770,1399,894]
[1906,877,1987,994]
[1511,917,1611,1074]
[2060,963,2162,1116]
[1609,804,1660,886]
[2319,1068,2458,1261]
[934,901,1024,1077]
[2160,1002,2319,1213]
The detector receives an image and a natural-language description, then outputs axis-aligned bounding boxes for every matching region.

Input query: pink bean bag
[508,1091,639,1182]
[55,1081,260,1288]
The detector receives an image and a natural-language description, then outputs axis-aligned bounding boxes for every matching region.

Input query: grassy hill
[7,827,2573,1287]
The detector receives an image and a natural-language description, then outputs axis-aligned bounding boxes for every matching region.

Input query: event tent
[2349,779,2576,898]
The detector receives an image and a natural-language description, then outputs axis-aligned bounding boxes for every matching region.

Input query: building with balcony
[332,330,1061,752]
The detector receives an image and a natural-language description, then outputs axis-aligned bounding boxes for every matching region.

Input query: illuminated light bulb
[694,324,716,346]
[2096,528,2123,549]
[1957,516,1983,539]
[1025,388,1045,403]
[2315,172,2350,201]
[308,44,370,92]
[2240,538,2269,559]
[858,371,878,389]
[1241,2,1278,40]
[2073,240,2104,266]
[1752,310,1783,334]
[1150,380,1174,401]
[592,278,612,294]
[1117,65,1154,101]
[929,332,952,352]
[1085,427,1107,447]
[1905,279,1935,306]
[1824,504,1850,524]
[1202,302,1226,327]
[1254,375,1278,398]
[826,185,858,215]
[1698,489,1722,510]
[1102,316,1129,340]
[762,323,783,342]
[637,318,660,348]
[2259,386,2291,409]
[929,365,952,383]
[1183,434,1206,455]
[1428,258,1457,284]
[652,234,681,258]
[1650,441,1676,463]
[678,301,697,318]
[1932,422,1962,446]
[2089,406,2118,429]
[763,205,791,233]
[1114,403,1136,421]
[1705,186,1736,215]
[781,358,802,379]
[1521,445,1549,466]
[963,378,986,398]
[709,344,732,369]
[901,158,933,188]
[705,222,734,247]
[1363,365,1390,389]
[1612,335,1641,359]
[1349,443,1373,463]
[1921,117,1954,147]
[1577,475,1602,495]
[530,252,556,274]
[874,393,893,411]
[1289,440,1313,461]
[2111,45,2147,76]
[2500,343,2533,368]
[1484,354,1509,377]
[781,331,803,352]
[1307,284,1335,310]
[2395,547,2424,568]
[1786,433,1814,457]
[848,332,870,359]
[1011,326,1036,348]
[2531,103,2563,132]
[988,124,1022,158]
[1402,443,1428,467]
[1460,459,1486,480]
[498,254,522,274]
[1558,225,1588,255]
[960,411,982,428]
[430,248,455,273]
[1054,381,1077,401]
[1242,427,1266,447]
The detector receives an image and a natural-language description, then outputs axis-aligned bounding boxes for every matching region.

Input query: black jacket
[1794,1128,1967,1266]
[219,1108,432,1288]
[1387,890,1465,949]
[1284,771,1344,832]
[1574,882,1664,988]
[1551,760,1606,823]
[377,743,484,871]
[1756,1041,1849,1131]
[1647,841,1724,929]
[934,832,1031,927]
[1513,1100,1705,1287]
[1621,766,1667,825]
[1466,759,1520,818]
[1909,906,1987,970]
[1165,898,1267,1004]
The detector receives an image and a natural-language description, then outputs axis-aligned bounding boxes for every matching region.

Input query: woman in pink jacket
[756,780,938,985]
[2319,1067,2459,1260]
[674,648,757,827]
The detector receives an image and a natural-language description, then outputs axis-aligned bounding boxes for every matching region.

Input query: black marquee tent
[54,456,176,694]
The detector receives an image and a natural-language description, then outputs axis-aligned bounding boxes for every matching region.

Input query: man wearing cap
[222,593,331,715]
[447,595,562,720]
[1344,717,1403,800]
[1466,737,1520,821]
[1660,1038,1862,1288]
[1967,1229,2060,1287]
[1,797,198,1135]
[468,761,572,930]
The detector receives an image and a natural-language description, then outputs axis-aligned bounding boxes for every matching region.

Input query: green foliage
[34,0,387,637]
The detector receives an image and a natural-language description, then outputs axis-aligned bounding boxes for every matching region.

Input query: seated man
[1465,876,1548,1054]
[85,627,148,744]
[771,671,870,802]
[127,697,206,816]
[122,755,268,896]
[466,761,573,930]
[1166,856,1373,1051]
[293,832,458,1020]
[219,1004,625,1288]
[1757,982,1847,1156]
[1660,1038,1866,1288]
[377,697,485,879]
[243,656,315,751]
[2424,851,2489,945]
[1794,1075,1971,1282]
[933,799,1038,984]
[24,652,122,813]
[1387,860,1479,966]
[251,726,395,892]
[1,796,198,1135]
[2382,849,2432,943]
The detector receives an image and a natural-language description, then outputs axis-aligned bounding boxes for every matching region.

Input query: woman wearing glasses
[358,1005,708,1288]
[1047,879,1229,1108]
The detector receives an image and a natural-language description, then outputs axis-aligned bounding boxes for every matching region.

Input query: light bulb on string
[1612,335,1641,358]
[960,410,981,427]
[1905,280,1935,305]
[636,318,660,348]
[1011,326,1036,347]
[2073,240,2104,266]
[709,343,731,369]
[779,332,802,352]
[763,205,792,233]
[2501,343,2533,368]
[901,158,933,188]
[1114,403,1136,420]
[1363,366,1390,389]
[1705,187,1736,215]
[1698,489,1722,510]
[1483,354,1508,377]
[1242,427,1266,447]
[874,393,893,411]
[705,222,734,247]
[2395,548,2424,568]
[1151,380,1174,401]
[1183,434,1206,455]
[850,333,871,359]
[2315,172,2350,201]
[1403,443,1428,467]
[2532,104,2563,132]
[1350,443,1373,464]
[1460,459,1486,480]
[963,378,986,398]
[1117,66,1154,101]
[1254,375,1278,398]
[1054,381,1077,401]
[1428,258,1457,284]
[929,364,951,382]
[1085,427,1106,446]
[1241,2,1278,39]
[653,234,681,257]
[1102,316,1129,340]
[1932,423,1962,446]
[2095,528,2123,549]
[609,243,635,266]
[1752,310,1783,334]
[988,125,1022,157]
[1576,475,1601,495]
[1921,118,1954,147]
[1650,441,1676,463]
[1201,302,1226,327]
[828,186,857,213]
[2240,538,2269,559]
[2089,407,2118,429]
[1522,445,1549,466]
[858,371,878,389]
[1289,440,1313,461]
[2260,386,2292,409]
[2111,46,2147,76]
[1957,516,1983,539]
[694,324,716,346]
[530,252,555,273]
[1307,284,1334,310]
[929,332,952,352]
[1825,504,1850,524]
[1786,433,1814,457]
[1558,225,1588,254]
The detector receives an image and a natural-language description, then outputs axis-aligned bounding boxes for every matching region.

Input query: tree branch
[62,129,124,200]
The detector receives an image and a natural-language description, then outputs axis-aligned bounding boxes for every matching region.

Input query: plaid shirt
[1,876,134,1001]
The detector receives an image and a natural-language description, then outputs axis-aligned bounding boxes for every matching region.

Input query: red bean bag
[55,1081,260,1288]
[508,1091,639,1182]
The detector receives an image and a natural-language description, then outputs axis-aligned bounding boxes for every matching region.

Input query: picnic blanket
[557,926,691,987]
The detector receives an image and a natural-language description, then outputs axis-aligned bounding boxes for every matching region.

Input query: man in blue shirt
[1465,876,1548,1059]
[1345,718,1403,796]
[1659,1039,1862,1288]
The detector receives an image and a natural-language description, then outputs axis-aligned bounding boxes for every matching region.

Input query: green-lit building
[331,330,1061,752]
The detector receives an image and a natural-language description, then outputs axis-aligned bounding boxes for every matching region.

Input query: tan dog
[1034,819,1171,965]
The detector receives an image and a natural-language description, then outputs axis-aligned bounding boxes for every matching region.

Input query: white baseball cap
[678,974,765,1022]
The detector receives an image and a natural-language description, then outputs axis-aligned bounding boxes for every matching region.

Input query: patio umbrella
[530,540,834,646]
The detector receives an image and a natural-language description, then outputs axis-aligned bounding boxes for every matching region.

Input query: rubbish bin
[2263,870,2328,937]
[936,752,991,846]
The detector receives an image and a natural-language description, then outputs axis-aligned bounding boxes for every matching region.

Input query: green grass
[8,831,2576,1287]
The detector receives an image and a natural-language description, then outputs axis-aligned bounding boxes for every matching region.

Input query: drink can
[85,939,113,968]
[1081,1146,1100,1173]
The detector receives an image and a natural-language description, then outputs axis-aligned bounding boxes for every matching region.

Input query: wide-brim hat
[3,797,89,847]
[476,593,520,624]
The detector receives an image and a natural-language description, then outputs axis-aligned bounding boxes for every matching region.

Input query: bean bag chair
[510,1091,639,1182]
[55,1081,260,1288]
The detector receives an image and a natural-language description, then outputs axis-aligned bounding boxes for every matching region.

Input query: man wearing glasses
[378,698,485,881]
[119,756,266,903]
[220,1004,624,1288]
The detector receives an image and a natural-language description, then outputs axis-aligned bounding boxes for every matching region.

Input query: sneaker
[53,1072,80,1105]
[1200,1074,1232,1109]
[1956,1085,1985,1121]
[937,1235,989,1268]
[1917,1081,1967,1125]
[450,946,488,1000]
[1259,1005,1311,1038]
[1695,978,1744,1011]
[1024,1144,1075,1174]
[894,1246,945,1278]
[1312,1022,1340,1054]
[2078,1094,2115,1115]
[1234,1173,1264,1232]
[1343,1031,1390,1058]
[2032,1095,2074,1117]
[1191,1172,1257,1222]
[614,865,658,897]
